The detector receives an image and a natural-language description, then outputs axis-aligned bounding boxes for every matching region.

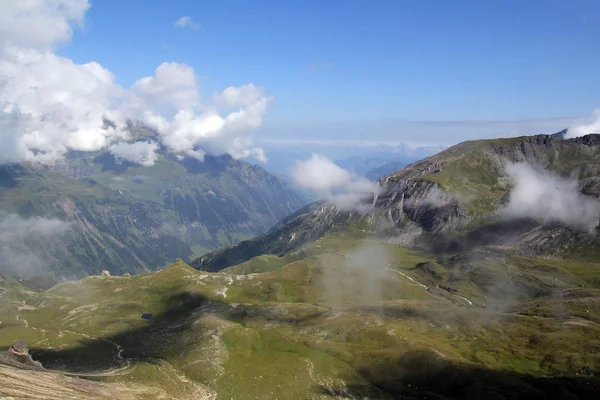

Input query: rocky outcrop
[0,340,43,370]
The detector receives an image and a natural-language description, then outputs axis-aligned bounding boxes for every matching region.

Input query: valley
[0,141,305,281]
[2,133,600,399]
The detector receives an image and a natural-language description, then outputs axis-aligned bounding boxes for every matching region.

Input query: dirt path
[385,267,475,306]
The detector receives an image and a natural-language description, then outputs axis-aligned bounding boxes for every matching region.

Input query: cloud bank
[0,1,270,166]
[566,109,600,138]
[502,162,600,232]
[290,154,379,211]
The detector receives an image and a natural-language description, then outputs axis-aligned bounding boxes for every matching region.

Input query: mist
[290,154,379,212]
[109,141,159,166]
[320,242,390,310]
[0,213,71,277]
[566,109,600,138]
[501,162,600,232]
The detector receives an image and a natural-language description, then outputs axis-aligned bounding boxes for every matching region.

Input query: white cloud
[502,162,600,232]
[213,83,264,108]
[0,1,270,166]
[109,141,159,166]
[566,109,600,138]
[128,62,200,110]
[0,0,90,50]
[290,154,379,211]
[174,16,199,30]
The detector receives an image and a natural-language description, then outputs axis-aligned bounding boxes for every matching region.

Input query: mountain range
[2,131,600,399]
[0,127,304,281]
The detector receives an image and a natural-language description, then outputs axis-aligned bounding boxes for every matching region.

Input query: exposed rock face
[10,339,28,356]
[1,340,43,370]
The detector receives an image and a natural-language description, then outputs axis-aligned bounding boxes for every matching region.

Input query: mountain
[364,160,407,180]
[3,133,600,398]
[192,133,600,272]
[334,144,445,177]
[0,145,305,280]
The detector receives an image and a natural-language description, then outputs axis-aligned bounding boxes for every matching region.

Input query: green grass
[2,240,600,399]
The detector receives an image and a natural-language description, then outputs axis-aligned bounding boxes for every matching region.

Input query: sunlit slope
[2,234,600,399]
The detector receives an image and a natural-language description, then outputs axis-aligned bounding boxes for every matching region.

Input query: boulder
[2,339,44,370]
[101,270,111,277]
[9,339,28,355]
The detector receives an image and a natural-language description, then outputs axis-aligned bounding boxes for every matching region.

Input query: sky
[1,0,600,168]
[60,0,600,144]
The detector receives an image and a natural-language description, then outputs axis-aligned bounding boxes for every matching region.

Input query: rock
[123,272,131,277]
[101,270,111,277]
[2,339,44,370]
[10,339,28,355]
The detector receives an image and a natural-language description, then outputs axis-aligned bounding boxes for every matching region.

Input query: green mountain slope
[1,238,600,399]
[193,133,600,272]
[0,149,304,279]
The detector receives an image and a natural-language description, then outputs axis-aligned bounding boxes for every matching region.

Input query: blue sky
[59,0,600,144]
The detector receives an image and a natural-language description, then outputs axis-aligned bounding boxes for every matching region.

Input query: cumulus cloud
[290,154,379,211]
[0,0,90,50]
[0,1,269,166]
[566,109,600,138]
[501,162,600,232]
[174,16,200,30]
[109,141,159,166]
[0,213,71,277]
[212,83,264,108]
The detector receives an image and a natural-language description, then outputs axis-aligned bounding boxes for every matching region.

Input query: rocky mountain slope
[193,133,600,272]
[0,141,304,280]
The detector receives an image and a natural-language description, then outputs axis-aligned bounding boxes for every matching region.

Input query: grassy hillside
[2,231,600,399]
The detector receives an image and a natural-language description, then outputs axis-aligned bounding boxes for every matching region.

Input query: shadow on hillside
[422,219,545,254]
[24,292,329,372]
[313,349,600,400]
[27,292,214,372]
[15,292,600,398]
[0,166,19,188]
[180,154,231,177]
[93,153,134,173]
